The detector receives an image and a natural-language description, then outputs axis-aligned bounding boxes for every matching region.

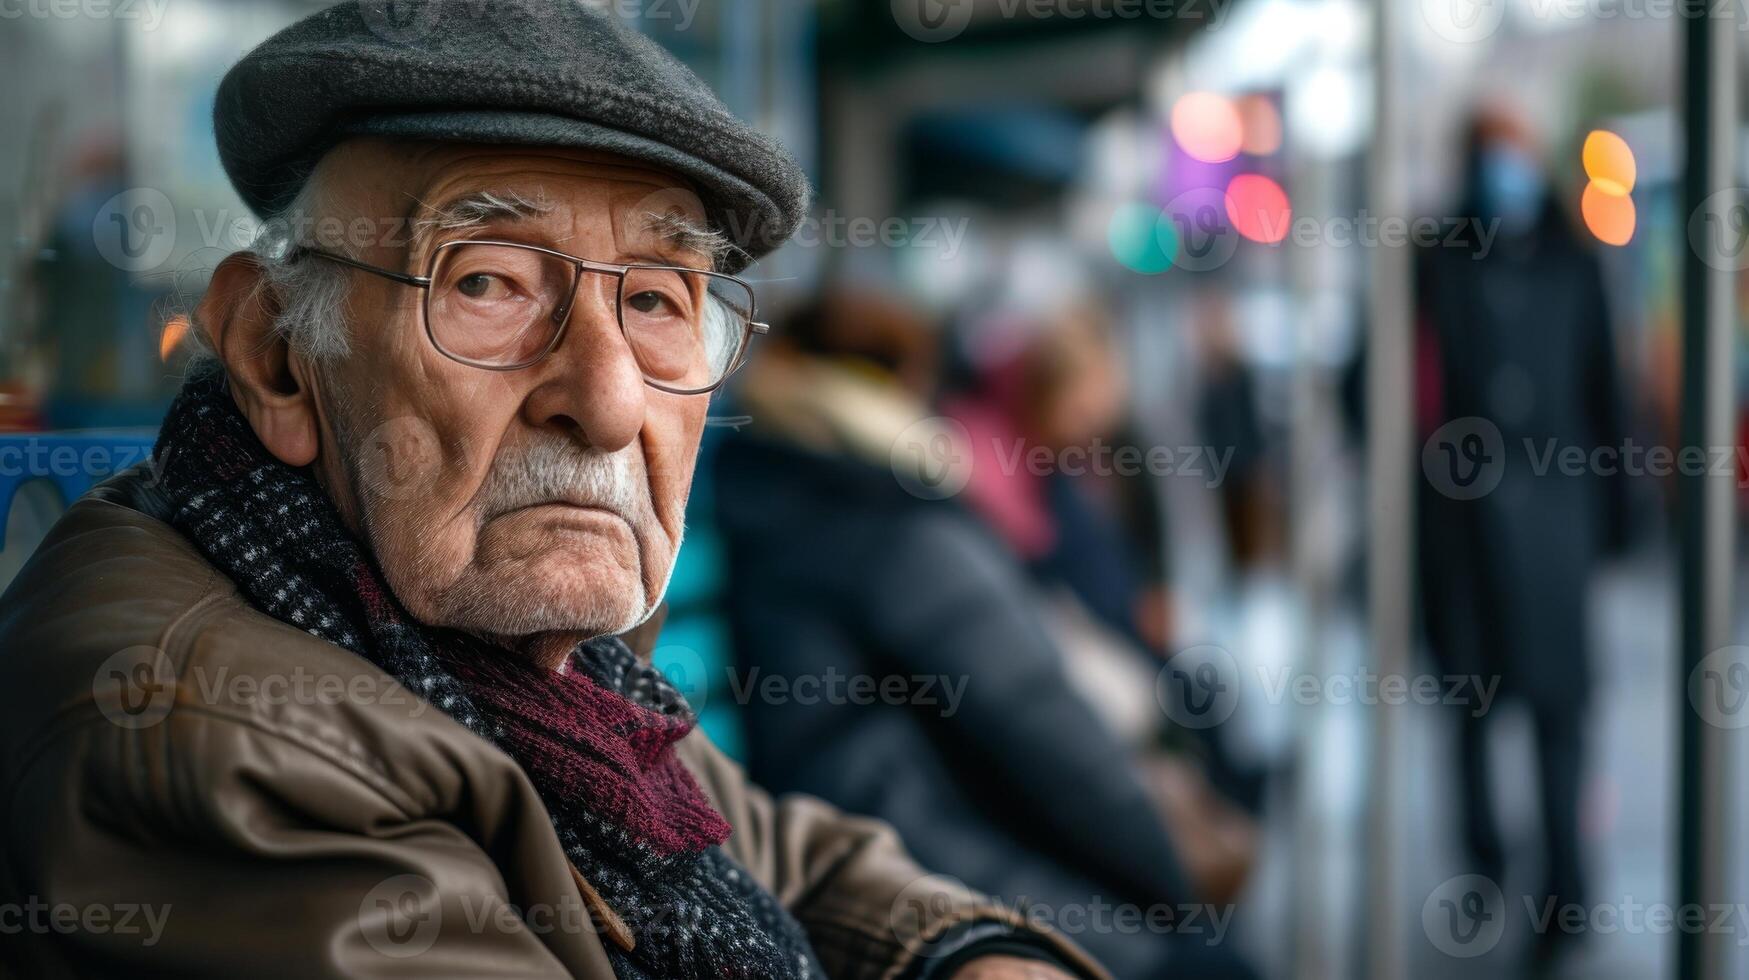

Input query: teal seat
[653,430,746,758]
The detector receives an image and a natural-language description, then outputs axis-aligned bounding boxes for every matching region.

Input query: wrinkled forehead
[315,139,711,258]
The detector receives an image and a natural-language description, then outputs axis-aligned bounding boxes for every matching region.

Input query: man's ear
[198,252,322,467]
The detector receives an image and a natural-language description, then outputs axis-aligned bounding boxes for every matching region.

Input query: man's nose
[519,281,645,452]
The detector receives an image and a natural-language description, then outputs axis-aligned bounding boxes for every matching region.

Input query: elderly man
[0,3,1102,979]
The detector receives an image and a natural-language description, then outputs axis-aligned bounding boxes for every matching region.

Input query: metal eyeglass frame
[293,239,768,395]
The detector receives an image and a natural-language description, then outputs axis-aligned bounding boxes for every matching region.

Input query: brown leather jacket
[0,475,1103,979]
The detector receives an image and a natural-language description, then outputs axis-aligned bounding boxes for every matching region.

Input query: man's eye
[457,273,505,299]
[627,290,679,317]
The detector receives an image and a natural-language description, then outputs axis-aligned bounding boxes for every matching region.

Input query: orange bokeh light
[1581,130,1636,197]
[1581,182,1635,246]
[160,315,190,362]
[1225,174,1292,244]
[1171,92,1244,164]
[1237,95,1282,156]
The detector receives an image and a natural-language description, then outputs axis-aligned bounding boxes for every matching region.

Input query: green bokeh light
[1108,202,1173,274]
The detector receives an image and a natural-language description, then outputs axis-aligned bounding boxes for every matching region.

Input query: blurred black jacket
[714,420,1249,978]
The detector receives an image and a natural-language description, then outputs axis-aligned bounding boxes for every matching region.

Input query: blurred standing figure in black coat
[1416,105,1628,968]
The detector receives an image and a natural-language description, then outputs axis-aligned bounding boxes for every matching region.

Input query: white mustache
[475,435,643,523]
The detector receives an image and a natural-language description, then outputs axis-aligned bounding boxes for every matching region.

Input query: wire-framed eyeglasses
[295,239,767,395]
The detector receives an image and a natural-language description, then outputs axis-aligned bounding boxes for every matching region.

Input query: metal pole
[1364,0,1412,975]
[1289,151,1344,980]
[1676,2,1737,977]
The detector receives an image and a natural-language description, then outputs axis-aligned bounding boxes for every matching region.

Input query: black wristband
[904,919,1082,980]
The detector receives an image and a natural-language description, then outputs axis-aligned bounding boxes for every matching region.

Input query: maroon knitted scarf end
[440,642,733,856]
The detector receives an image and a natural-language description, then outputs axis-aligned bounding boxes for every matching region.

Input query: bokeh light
[1170,92,1244,164]
[1107,202,1174,273]
[1225,174,1292,243]
[1581,130,1636,197]
[1581,181,1635,246]
[1237,95,1282,156]
[159,315,190,362]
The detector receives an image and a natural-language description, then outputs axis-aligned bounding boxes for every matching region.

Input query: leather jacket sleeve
[677,731,1107,980]
[1,695,604,979]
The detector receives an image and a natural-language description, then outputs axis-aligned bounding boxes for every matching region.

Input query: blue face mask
[1478,144,1545,232]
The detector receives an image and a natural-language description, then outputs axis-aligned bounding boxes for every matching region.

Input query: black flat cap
[215,0,809,272]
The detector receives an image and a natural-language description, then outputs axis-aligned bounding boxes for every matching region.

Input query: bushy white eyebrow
[411,188,742,271]
[638,208,743,271]
[413,189,554,238]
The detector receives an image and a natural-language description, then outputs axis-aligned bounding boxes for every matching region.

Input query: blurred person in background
[715,287,1257,979]
[943,301,1264,814]
[1415,103,1629,972]
[944,306,1166,669]
[1186,288,1279,577]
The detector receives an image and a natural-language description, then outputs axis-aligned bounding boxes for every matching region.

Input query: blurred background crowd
[3,1,1749,978]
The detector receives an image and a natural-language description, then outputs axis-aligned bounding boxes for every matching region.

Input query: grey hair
[182,173,355,370]
[256,177,356,360]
